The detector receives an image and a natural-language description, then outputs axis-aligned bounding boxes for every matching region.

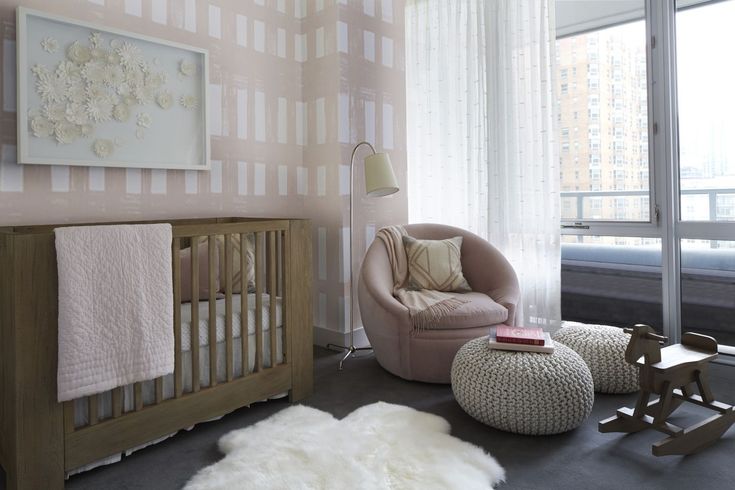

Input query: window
[556,0,735,352]
[557,20,649,222]
[677,1,735,222]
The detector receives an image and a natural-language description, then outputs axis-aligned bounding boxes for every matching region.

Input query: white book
[487,332,555,354]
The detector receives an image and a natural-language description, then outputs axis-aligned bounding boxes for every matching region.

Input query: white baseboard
[313,325,370,349]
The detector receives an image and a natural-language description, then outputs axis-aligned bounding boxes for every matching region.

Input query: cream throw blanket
[55,224,174,402]
[377,226,469,332]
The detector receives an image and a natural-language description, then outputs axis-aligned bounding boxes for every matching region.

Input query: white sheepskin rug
[185,402,505,490]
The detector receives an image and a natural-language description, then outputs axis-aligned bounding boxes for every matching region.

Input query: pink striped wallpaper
[0,0,407,344]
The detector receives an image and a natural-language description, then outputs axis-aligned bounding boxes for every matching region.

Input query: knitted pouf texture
[451,338,594,435]
[552,322,639,394]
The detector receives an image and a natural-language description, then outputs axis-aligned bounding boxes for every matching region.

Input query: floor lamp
[327,141,399,370]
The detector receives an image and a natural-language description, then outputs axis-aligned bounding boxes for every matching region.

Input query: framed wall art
[16,7,210,170]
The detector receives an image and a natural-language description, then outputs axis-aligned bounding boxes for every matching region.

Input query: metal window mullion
[647,0,682,345]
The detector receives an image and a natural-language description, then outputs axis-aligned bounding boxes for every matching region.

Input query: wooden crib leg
[286,220,314,402]
[1,233,66,490]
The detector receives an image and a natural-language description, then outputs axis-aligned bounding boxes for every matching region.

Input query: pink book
[496,326,545,346]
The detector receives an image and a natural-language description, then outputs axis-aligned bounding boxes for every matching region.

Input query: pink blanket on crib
[55,224,174,402]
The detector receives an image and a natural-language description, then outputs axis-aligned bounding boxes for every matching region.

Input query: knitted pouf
[451,338,594,435]
[552,322,639,394]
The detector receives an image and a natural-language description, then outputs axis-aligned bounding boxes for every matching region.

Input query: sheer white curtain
[406,0,561,328]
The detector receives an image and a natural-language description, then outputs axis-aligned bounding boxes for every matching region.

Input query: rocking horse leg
[646,393,683,420]
[681,382,693,398]
[653,382,675,427]
[633,391,652,418]
[695,370,715,404]
[599,391,652,434]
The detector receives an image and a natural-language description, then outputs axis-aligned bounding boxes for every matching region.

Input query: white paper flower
[117,42,143,70]
[36,74,68,103]
[146,71,167,88]
[67,80,86,103]
[86,84,107,99]
[80,124,94,137]
[43,102,66,122]
[56,61,82,81]
[106,52,121,65]
[86,94,114,122]
[90,47,110,61]
[31,64,50,78]
[135,127,145,139]
[133,84,155,104]
[30,116,53,138]
[65,102,89,125]
[122,94,137,106]
[114,83,129,99]
[156,91,173,110]
[136,112,152,128]
[179,95,198,110]
[81,60,106,84]
[110,38,121,49]
[125,66,145,87]
[90,32,103,48]
[112,103,130,122]
[67,41,91,64]
[179,60,196,77]
[92,138,114,158]
[54,121,81,144]
[40,37,58,54]
[103,64,125,86]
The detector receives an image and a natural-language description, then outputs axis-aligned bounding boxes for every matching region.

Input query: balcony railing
[561,188,735,221]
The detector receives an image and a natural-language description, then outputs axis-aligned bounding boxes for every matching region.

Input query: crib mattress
[180,293,283,351]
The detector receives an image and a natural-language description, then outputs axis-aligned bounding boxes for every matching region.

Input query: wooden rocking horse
[599,324,735,456]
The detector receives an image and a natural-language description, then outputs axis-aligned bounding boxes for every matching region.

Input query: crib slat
[134,382,143,411]
[240,233,249,377]
[88,395,99,426]
[173,237,183,398]
[191,236,201,393]
[155,377,163,404]
[64,400,75,433]
[268,231,277,367]
[276,231,283,297]
[112,387,123,418]
[225,234,234,382]
[208,235,218,387]
[281,230,289,362]
[254,232,263,372]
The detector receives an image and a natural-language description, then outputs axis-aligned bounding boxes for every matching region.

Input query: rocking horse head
[623,324,668,365]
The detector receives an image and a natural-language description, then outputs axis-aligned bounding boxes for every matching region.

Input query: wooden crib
[0,217,313,490]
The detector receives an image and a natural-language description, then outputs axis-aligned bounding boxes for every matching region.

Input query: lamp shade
[364,152,399,197]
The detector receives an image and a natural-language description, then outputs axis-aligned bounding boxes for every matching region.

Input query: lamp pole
[327,141,377,370]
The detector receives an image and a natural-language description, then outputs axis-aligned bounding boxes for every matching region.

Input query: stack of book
[488,325,554,353]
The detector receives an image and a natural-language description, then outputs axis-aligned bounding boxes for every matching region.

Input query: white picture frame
[16,7,210,170]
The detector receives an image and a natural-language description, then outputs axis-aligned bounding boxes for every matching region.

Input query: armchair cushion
[431,292,508,330]
[402,235,471,292]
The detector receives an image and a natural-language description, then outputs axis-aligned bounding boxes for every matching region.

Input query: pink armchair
[358,224,521,383]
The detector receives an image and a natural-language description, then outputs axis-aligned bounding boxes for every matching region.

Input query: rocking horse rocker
[599,324,735,456]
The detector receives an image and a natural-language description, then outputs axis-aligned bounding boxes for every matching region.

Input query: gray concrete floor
[3,347,735,489]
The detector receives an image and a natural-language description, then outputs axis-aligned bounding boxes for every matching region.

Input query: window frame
[559,0,735,362]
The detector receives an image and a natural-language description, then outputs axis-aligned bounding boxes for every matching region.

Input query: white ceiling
[555,0,715,37]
